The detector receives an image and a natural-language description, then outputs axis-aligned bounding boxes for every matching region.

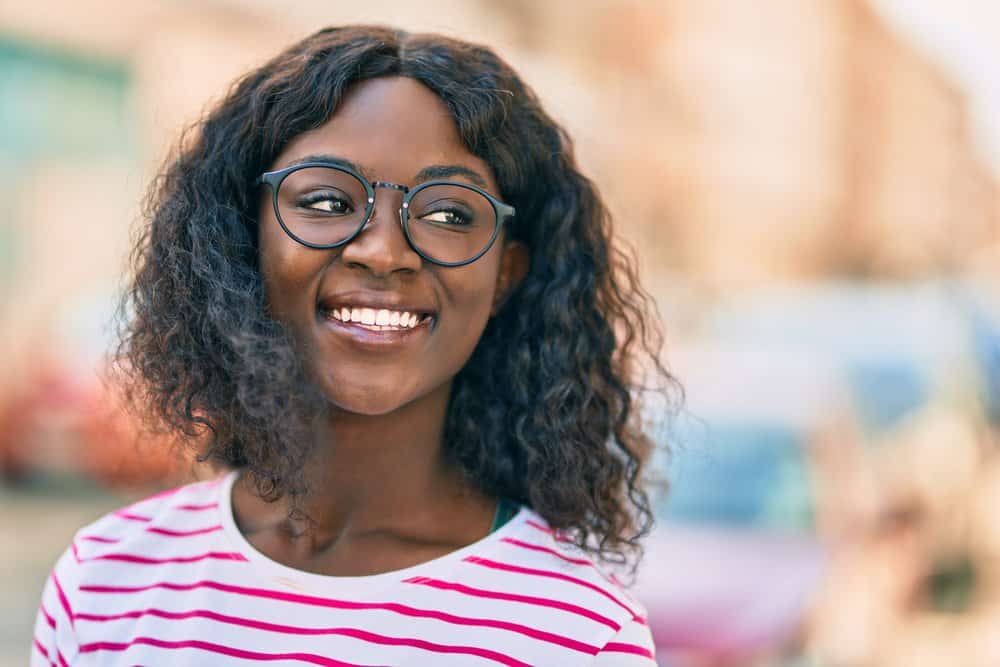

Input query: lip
[318,309,434,349]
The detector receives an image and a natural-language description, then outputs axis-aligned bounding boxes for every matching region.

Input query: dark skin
[232,76,530,576]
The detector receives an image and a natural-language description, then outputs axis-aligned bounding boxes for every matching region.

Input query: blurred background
[1,1,999,665]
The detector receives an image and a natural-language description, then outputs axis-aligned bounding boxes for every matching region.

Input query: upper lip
[317,292,437,316]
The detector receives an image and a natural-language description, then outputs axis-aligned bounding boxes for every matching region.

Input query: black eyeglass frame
[256,161,516,268]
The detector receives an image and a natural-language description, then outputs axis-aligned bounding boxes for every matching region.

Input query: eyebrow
[413,165,488,188]
[285,153,489,189]
[286,154,369,177]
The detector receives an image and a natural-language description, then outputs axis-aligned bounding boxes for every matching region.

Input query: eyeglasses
[257,161,516,267]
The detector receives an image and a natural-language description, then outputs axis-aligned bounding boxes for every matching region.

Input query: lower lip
[318,312,434,348]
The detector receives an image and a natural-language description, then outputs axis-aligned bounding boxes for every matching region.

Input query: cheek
[435,263,499,344]
[258,218,318,322]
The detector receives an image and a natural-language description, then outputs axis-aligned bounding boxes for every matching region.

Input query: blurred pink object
[636,524,826,658]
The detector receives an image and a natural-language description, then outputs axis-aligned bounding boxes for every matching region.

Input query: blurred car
[635,343,842,662]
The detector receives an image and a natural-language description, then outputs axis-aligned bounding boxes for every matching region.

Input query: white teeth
[330,306,429,329]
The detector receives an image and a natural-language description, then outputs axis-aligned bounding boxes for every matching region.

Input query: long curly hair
[114,25,678,569]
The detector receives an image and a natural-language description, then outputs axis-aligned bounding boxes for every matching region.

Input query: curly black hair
[114,25,678,570]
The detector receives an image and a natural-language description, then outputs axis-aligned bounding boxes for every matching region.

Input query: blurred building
[469,1,997,292]
[1,0,998,348]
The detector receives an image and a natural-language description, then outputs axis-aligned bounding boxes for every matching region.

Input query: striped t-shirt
[32,472,656,666]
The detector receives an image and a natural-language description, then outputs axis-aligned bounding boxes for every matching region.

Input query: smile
[326,306,432,331]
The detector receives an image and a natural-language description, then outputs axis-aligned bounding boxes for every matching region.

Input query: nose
[338,188,422,275]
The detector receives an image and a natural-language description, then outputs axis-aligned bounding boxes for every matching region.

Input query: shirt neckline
[217,469,530,594]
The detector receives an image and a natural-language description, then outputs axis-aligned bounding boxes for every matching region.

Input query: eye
[419,209,472,226]
[298,191,353,215]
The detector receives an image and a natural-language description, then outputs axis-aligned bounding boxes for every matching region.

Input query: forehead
[272,76,497,190]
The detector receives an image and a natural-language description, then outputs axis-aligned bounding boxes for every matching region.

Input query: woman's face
[258,76,527,416]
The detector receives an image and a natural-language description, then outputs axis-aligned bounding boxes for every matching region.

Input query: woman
[32,25,673,666]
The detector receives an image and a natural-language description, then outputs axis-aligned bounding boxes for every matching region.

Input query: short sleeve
[591,616,657,666]
[31,545,81,666]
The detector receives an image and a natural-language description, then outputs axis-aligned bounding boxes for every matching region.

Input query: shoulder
[70,474,228,555]
[32,474,231,666]
[50,473,233,586]
[485,509,647,616]
[462,508,656,663]
[465,508,646,626]
[48,472,231,604]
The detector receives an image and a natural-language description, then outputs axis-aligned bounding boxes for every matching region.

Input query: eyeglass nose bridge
[367,180,412,228]
[372,181,408,193]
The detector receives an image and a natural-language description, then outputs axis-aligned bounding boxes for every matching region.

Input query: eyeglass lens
[276,166,497,264]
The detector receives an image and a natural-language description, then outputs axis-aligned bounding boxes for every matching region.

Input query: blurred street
[0,479,133,667]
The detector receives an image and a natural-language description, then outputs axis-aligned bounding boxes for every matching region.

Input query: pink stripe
[146,524,222,537]
[113,511,151,523]
[77,608,530,667]
[77,524,222,545]
[142,485,183,502]
[525,519,573,543]
[602,642,655,658]
[40,604,56,629]
[501,537,592,566]
[404,576,620,631]
[109,486,181,518]
[500,538,647,621]
[33,642,56,667]
[51,574,74,626]
[176,502,219,511]
[32,636,50,660]
[57,649,69,667]
[464,557,641,621]
[79,579,599,654]
[34,639,62,667]
[76,550,247,565]
[79,637,370,667]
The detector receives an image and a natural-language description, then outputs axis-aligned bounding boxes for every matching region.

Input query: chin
[317,373,417,416]
[319,371,454,419]
[324,391,407,417]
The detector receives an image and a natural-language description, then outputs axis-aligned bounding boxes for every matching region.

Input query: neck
[234,380,493,546]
